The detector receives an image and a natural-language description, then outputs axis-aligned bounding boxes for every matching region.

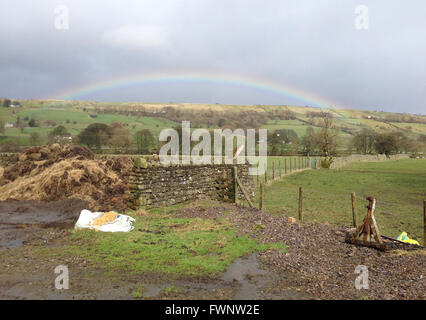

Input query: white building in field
[4,122,14,129]
[54,134,72,143]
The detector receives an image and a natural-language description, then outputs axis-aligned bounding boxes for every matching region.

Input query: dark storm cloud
[0,0,424,113]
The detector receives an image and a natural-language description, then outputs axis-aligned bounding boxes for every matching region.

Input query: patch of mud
[138,254,309,300]
[0,252,308,300]
[0,199,87,250]
[0,271,133,300]
[220,253,308,300]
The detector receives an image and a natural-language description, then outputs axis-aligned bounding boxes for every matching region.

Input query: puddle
[143,284,165,298]
[220,253,310,299]
[139,254,310,300]
[0,199,87,250]
[221,253,268,299]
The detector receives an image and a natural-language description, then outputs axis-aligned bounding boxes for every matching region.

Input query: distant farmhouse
[54,133,72,144]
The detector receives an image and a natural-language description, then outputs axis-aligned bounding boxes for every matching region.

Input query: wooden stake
[256,167,259,186]
[289,158,292,172]
[259,182,264,211]
[424,200,426,246]
[284,158,287,175]
[272,161,275,180]
[351,192,357,228]
[298,186,303,222]
[233,166,238,204]
[279,160,282,177]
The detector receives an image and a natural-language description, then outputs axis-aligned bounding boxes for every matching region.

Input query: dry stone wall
[329,154,410,169]
[128,163,254,209]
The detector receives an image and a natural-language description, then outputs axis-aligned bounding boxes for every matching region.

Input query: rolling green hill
[1,99,425,150]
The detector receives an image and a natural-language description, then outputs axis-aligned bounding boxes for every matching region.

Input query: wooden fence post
[351,192,357,228]
[298,187,303,221]
[259,182,264,211]
[289,158,292,172]
[272,161,275,180]
[285,158,287,175]
[233,166,238,204]
[279,160,282,178]
[256,167,259,186]
[423,200,425,246]
[265,170,268,183]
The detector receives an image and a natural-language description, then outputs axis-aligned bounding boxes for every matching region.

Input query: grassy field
[37,202,286,278]
[2,99,426,149]
[253,159,426,243]
[1,106,179,146]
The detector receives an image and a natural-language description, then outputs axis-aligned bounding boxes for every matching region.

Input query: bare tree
[318,113,338,166]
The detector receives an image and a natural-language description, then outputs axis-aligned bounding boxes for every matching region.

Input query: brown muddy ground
[0,200,424,300]
[0,199,87,250]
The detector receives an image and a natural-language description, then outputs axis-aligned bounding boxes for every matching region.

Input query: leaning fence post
[233,166,238,204]
[298,186,303,222]
[259,182,264,211]
[351,192,357,228]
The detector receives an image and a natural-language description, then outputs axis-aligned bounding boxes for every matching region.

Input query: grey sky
[0,0,425,113]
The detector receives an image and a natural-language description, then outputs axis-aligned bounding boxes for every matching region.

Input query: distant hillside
[1,99,425,151]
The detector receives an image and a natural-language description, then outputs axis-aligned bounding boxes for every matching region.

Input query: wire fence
[245,158,425,245]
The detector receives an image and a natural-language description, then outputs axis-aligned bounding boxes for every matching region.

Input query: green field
[254,159,426,243]
[1,106,179,146]
[1,99,426,150]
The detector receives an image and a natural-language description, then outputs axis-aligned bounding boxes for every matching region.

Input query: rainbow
[55,72,339,108]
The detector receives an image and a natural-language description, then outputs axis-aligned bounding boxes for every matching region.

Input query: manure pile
[0,144,133,211]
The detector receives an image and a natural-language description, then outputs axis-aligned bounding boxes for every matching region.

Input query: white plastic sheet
[75,209,135,232]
